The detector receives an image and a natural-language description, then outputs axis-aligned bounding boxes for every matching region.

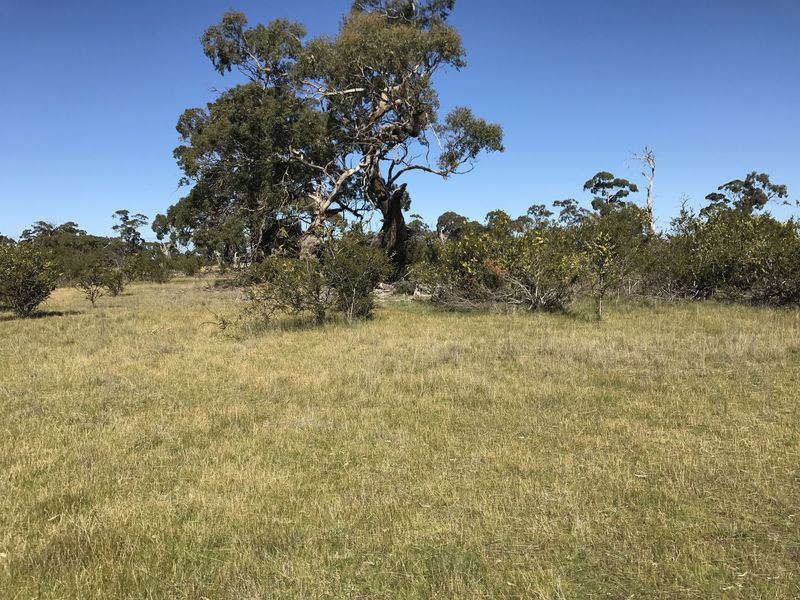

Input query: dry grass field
[1,280,799,598]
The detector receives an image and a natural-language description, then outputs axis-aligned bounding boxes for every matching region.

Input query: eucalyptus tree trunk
[596,288,604,321]
[634,147,657,236]
[299,216,325,259]
[375,181,409,264]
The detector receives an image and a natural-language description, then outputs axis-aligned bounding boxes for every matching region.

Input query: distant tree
[112,210,148,255]
[583,172,639,214]
[436,212,470,241]
[632,147,657,235]
[20,221,56,242]
[553,198,589,227]
[436,211,483,241]
[703,172,788,217]
[0,234,14,247]
[526,204,555,229]
[407,214,431,234]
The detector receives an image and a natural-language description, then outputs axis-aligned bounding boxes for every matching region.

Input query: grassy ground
[1,280,798,599]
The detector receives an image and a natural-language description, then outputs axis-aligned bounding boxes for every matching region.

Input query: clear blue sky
[1,0,798,239]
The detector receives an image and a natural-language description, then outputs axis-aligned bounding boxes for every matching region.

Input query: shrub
[75,265,106,307]
[169,253,203,277]
[417,213,580,312]
[322,229,391,322]
[124,251,169,283]
[0,244,60,317]
[247,252,332,325]
[102,268,126,296]
[644,208,800,305]
[393,279,417,296]
[246,227,391,326]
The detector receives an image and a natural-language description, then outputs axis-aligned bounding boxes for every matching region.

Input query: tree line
[0,210,202,316]
[2,1,799,321]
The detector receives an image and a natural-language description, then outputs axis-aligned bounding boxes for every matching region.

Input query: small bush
[0,244,60,317]
[393,279,417,296]
[247,253,331,325]
[102,268,126,296]
[124,251,169,283]
[75,265,106,307]
[245,226,391,326]
[322,229,391,322]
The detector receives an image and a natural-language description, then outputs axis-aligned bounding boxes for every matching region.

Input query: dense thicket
[411,171,800,317]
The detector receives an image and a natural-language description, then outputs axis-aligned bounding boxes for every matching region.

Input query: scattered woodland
[1,1,799,323]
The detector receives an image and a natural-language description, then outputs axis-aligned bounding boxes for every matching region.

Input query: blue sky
[1,0,798,239]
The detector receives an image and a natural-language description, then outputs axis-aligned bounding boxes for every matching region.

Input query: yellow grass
[1,280,799,598]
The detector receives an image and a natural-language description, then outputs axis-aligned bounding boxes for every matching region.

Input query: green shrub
[0,244,60,317]
[246,227,391,326]
[644,208,800,305]
[124,251,169,283]
[322,229,391,322]
[102,268,126,296]
[247,252,331,325]
[393,279,417,296]
[75,264,106,307]
[169,253,203,277]
[417,213,581,312]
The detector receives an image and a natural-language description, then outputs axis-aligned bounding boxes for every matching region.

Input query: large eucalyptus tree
[161,0,503,265]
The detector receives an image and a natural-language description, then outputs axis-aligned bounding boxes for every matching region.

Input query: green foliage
[0,244,60,317]
[102,268,126,296]
[165,80,317,263]
[75,265,106,307]
[578,197,651,317]
[123,249,169,283]
[168,253,204,277]
[112,210,149,256]
[649,206,800,304]
[246,227,391,325]
[167,2,503,268]
[583,171,639,214]
[247,253,331,325]
[582,232,616,320]
[322,228,392,322]
[393,279,417,295]
[702,171,788,217]
[418,210,581,312]
[17,221,122,283]
[435,107,505,173]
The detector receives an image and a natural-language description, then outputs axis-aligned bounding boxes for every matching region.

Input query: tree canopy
[157,0,503,267]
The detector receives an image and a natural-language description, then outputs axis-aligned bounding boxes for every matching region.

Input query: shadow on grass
[0,310,83,322]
